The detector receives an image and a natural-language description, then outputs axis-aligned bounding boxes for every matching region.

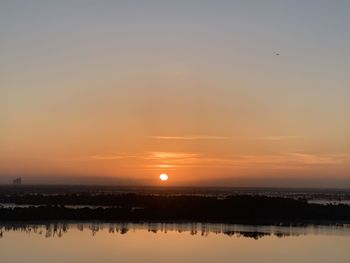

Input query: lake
[0,222,349,263]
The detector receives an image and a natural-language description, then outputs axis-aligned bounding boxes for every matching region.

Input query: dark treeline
[1,194,350,224]
[1,185,350,200]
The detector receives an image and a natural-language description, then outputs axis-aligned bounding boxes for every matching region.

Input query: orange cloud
[150,135,229,140]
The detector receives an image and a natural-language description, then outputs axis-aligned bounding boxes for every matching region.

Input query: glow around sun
[160,173,169,181]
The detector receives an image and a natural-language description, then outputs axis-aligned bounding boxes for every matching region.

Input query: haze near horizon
[1,1,350,187]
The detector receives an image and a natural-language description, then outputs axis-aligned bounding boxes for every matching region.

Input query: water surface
[0,222,349,263]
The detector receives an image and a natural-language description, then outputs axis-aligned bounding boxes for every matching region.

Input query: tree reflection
[0,222,348,240]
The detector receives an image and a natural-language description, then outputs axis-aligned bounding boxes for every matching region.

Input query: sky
[1,1,350,187]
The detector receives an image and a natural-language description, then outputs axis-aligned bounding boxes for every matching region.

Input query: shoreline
[1,194,350,224]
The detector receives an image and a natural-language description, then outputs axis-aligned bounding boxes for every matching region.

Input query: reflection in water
[1,222,350,240]
[1,222,350,263]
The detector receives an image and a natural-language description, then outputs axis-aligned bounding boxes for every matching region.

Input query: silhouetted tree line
[2,185,350,200]
[1,194,350,224]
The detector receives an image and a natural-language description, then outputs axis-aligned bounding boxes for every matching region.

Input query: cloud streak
[147,152,200,160]
[145,151,350,169]
[75,151,350,171]
[151,135,303,141]
[150,135,229,140]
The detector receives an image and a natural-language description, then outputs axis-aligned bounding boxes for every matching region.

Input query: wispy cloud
[145,151,202,169]
[150,135,229,140]
[147,152,200,159]
[153,164,176,168]
[75,151,350,171]
[151,135,302,141]
[145,151,350,169]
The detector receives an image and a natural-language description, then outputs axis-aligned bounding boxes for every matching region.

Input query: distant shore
[1,193,350,225]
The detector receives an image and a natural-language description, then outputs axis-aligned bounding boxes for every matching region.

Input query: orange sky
[1,1,350,187]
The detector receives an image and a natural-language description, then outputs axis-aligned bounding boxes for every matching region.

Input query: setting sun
[1,2,350,263]
[159,173,169,181]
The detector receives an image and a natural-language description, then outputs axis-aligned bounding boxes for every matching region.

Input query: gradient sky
[1,1,350,187]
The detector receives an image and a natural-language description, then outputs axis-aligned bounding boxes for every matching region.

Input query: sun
[159,173,169,181]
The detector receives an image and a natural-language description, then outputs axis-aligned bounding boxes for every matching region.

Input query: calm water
[1,222,350,263]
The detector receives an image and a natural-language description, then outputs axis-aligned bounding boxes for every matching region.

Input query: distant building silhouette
[13,177,22,185]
